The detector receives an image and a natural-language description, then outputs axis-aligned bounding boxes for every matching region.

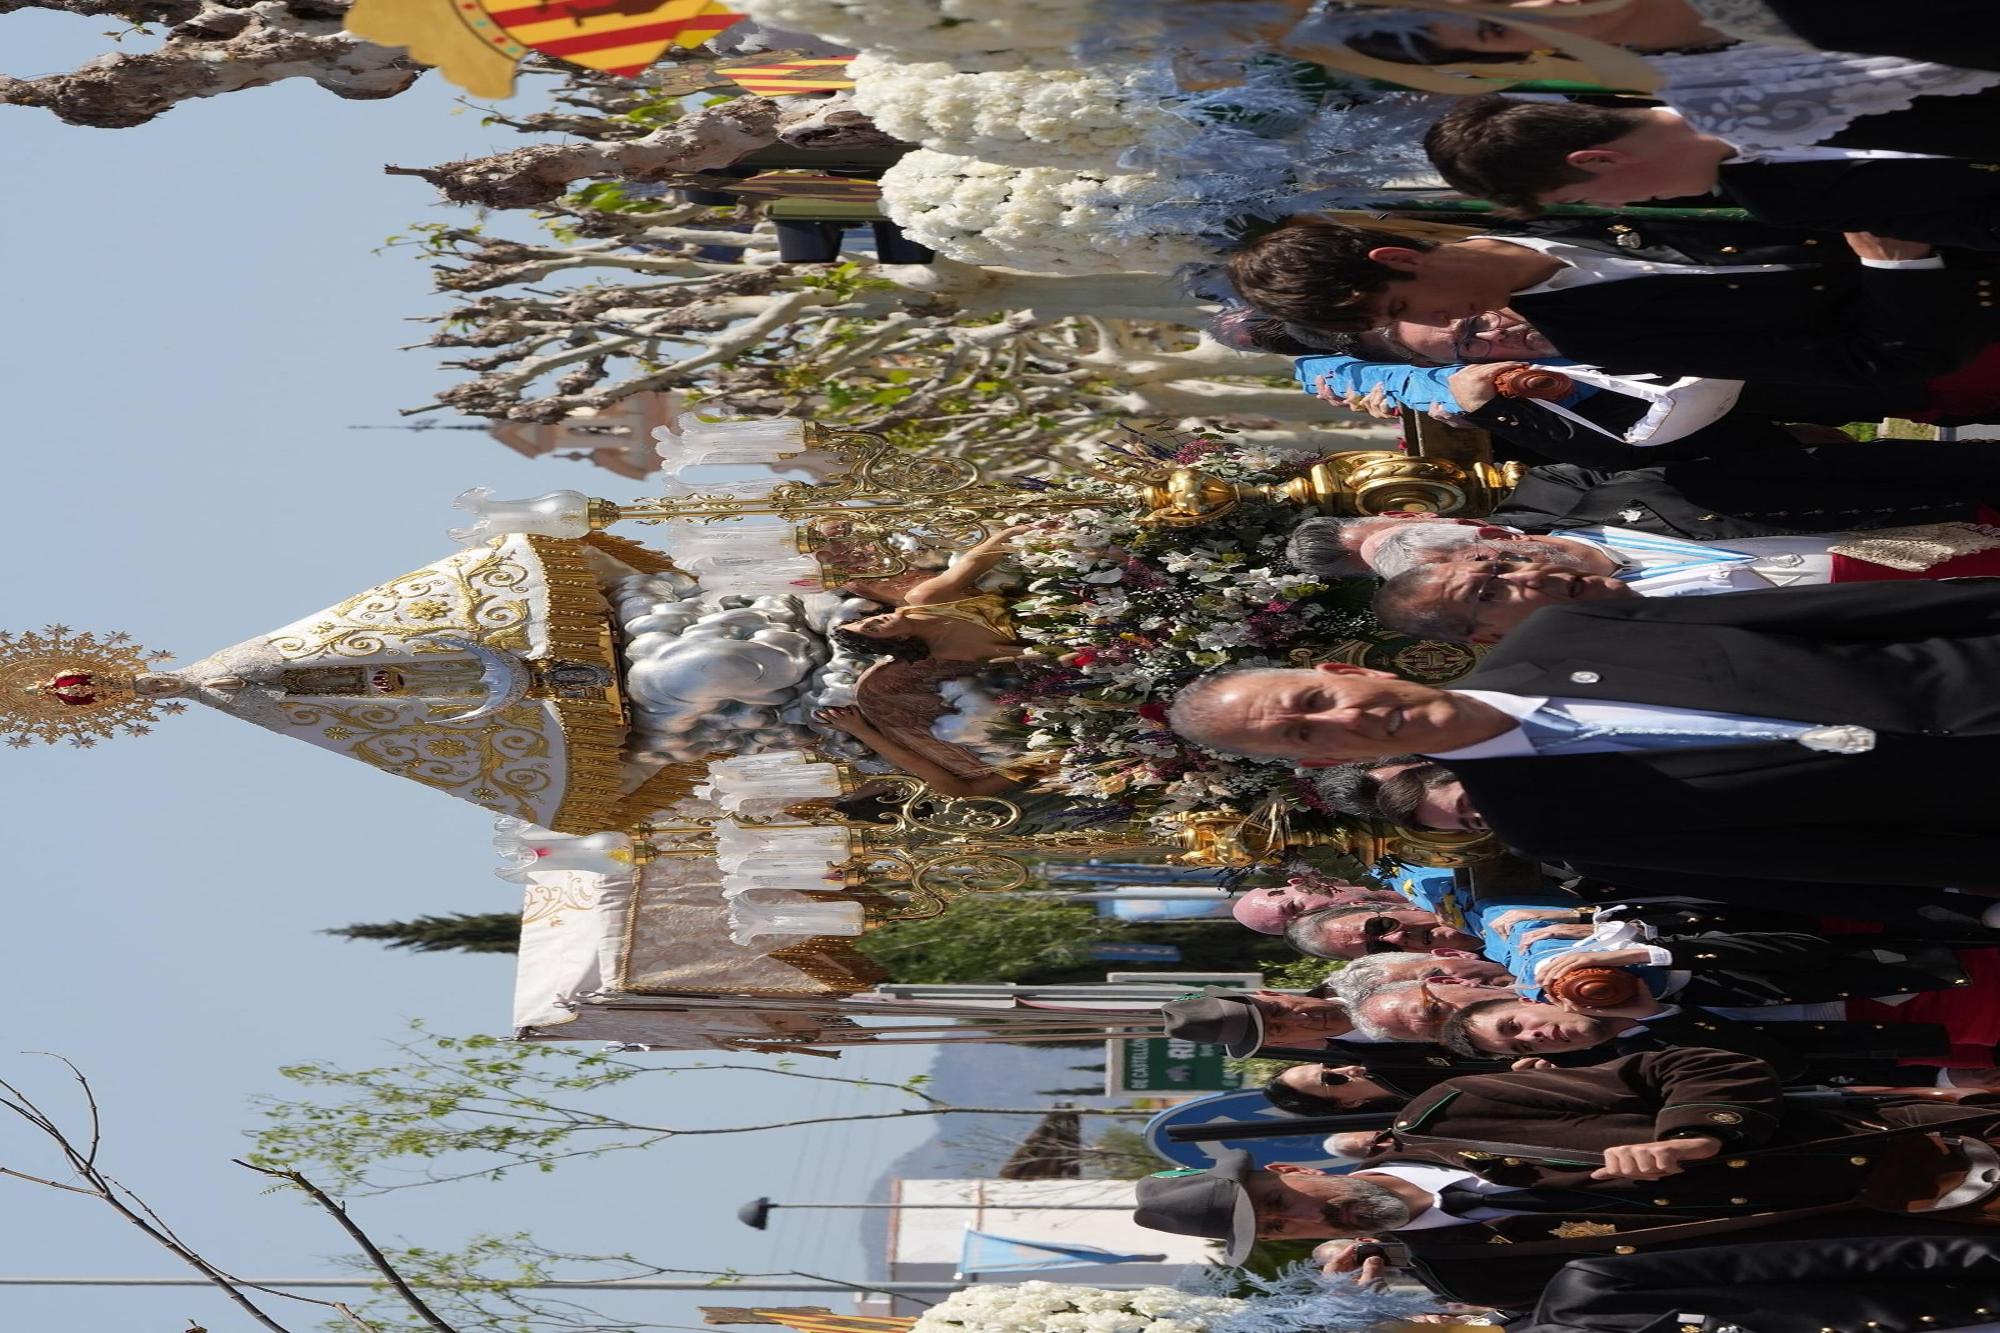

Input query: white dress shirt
[1362,1163,1527,1229]
[1424,689,1819,761]
[1736,147,1941,163]
[1561,525,1843,593]
[1484,234,1797,296]
[1485,232,1943,285]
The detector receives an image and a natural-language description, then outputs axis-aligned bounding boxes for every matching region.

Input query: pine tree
[325,913,520,954]
[852,896,1284,985]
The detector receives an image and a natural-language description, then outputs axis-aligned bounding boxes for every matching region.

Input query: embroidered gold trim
[1552,1221,1620,1239]
[582,530,687,576]
[1827,522,2000,573]
[609,759,712,828]
[607,862,876,998]
[769,939,887,991]
[522,535,629,834]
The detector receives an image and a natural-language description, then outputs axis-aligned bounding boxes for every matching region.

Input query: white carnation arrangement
[905,1272,1438,1333]
[911,1281,1245,1333]
[850,54,1182,170]
[878,150,1217,275]
[734,0,1081,66]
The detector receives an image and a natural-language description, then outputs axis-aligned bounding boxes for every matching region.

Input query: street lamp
[737,1197,1132,1229]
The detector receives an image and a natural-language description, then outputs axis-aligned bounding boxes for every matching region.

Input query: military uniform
[1521,1236,2000,1333]
[1363,1048,2000,1310]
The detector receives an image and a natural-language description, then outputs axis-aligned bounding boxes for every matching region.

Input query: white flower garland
[850,54,1181,170]
[734,0,1080,66]
[911,1281,1246,1333]
[879,149,1216,275]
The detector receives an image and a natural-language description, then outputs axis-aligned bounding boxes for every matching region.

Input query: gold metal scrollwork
[912,853,1031,896]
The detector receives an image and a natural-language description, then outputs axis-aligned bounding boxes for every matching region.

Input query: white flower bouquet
[850,55,1182,170]
[878,150,1217,275]
[907,1271,1442,1333]
[913,1281,1245,1333]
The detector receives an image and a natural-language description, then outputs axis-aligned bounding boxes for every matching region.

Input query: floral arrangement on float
[738,0,1460,274]
[999,430,1374,840]
[905,1271,1444,1333]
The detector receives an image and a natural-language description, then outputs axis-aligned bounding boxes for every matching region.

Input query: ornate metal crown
[1,625,179,749]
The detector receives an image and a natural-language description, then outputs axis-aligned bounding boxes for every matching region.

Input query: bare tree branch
[0,1058,303,1332]
[387,96,791,210]
[0,1,420,128]
[239,1162,457,1333]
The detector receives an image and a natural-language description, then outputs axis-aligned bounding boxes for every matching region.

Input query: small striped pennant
[721,57,857,94]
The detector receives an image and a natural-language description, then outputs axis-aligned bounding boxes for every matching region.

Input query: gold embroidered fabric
[1826,522,2000,572]
[1551,1221,1621,1239]
[179,534,627,832]
[903,593,1015,638]
[607,859,878,997]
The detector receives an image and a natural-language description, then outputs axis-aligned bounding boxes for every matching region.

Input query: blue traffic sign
[1088,943,1183,962]
[1143,1090,1359,1172]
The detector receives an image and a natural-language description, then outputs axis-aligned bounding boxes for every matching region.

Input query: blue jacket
[1294,353,1594,415]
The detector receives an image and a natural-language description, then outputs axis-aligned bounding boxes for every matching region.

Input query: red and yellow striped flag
[470,0,745,77]
[721,57,857,94]
[750,1314,917,1333]
[722,171,883,201]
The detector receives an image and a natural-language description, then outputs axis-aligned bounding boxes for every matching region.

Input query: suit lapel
[1461,651,1738,713]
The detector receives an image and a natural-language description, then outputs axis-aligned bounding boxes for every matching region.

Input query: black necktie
[1436,1183,1496,1217]
[1440,1180,1642,1216]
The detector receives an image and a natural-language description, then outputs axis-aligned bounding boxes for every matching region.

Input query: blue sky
[0,13,939,1327]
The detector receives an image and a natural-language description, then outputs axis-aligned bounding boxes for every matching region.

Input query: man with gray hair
[1285,903,1482,960]
[1351,976,1516,1043]
[1375,557,1637,643]
[1161,581,2000,906]
[1324,950,1515,1005]
[1365,524,1604,580]
[1283,513,1486,578]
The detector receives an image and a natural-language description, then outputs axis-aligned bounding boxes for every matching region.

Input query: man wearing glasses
[1280,904,1486,960]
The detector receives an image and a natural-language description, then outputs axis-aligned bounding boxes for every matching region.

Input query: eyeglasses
[1449,316,1498,362]
[1360,915,1435,954]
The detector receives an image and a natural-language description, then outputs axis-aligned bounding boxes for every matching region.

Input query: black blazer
[1645,931,1974,1007]
[1560,863,2000,936]
[1820,83,2000,162]
[1509,262,2000,388]
[1607,1007,1948,1083]
[1486,440,2000,539]
[1375,1051,2000,1310]
[1497,213,1852,267]
[1717,157,2000,252]
[1438,582,2000,887]
[1465,400,1801,471]
[1519,1236,2000,1333]
[1761,0,2000,72]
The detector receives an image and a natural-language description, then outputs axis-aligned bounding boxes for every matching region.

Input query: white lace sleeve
[1679,0,1816,47]
[1652,42,2000,155]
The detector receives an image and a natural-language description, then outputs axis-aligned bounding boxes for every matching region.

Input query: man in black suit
[1131,1047,2000,1311]
[1165,580,2000,892]
[1295,318,1981,469]
[1487,441,2000,540]
[1225,217,2000,392]
[1519,1236,2000,1333]
[1535,927,1992,1011]
[1425,98,2000,246]
[1754,0,2000,73]
[1413,987,1970,1085]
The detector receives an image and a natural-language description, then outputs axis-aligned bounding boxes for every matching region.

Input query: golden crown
[1,625,179,749]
